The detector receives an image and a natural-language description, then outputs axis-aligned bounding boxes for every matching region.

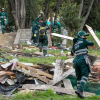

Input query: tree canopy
[0,0,100,34]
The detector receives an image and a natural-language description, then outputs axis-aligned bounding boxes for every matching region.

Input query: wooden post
[53,59,64,86]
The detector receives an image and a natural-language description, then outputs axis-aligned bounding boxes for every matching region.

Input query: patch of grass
[18,56,59,65]
[22,48,39,53]
[8,89,100,100]
[47,49,61,55]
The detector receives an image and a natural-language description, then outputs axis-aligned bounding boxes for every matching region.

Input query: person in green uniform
[52,20,61,46]
[38,17,48,56]
[0,8,7,34]
[71,31,94,99]
[31,22,40,47]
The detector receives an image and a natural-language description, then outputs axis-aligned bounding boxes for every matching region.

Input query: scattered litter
[27,41,32,45]
[45,54,54,57]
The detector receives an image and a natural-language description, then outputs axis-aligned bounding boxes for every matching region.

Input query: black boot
[75,89,85,99]
[39,47,42,52]
[2,32,4,34]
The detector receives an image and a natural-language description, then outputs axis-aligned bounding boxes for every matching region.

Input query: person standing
[0,8,7,34]
[38,17,48,56]
[52,20,61,46]
[31,22,40,47]
[71,31,94,99]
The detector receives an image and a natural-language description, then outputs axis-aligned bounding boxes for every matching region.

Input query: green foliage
[15,92,33,100]
[85,1,100,31]
[60,1,83,36]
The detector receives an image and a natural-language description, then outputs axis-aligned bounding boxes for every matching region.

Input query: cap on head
[39,17,43,21]
[2,8,4,10]
[54,20,57,24]
[77,31,89,38]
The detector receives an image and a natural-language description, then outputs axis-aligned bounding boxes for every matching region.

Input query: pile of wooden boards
[0,50,96,96]
[20,59,95,96]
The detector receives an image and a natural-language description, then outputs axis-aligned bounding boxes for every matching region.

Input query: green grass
[5,89,100,100]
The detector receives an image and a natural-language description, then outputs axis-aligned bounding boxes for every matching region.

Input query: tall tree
[80,0,94,29]
[45,0,50,19]
[55,0,60,20]
[8,0,26,30]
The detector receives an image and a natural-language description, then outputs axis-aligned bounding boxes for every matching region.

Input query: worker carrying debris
[52,20,61,46]
[0,8,7,34]
[71,31,94,99]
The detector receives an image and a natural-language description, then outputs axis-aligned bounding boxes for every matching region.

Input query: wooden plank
[51,33,73,40]
[86,24,100,47]
[37,63,55,68]
[22,84,95,96]
[63,79,73,90]
[30,69,50,84]
[22,84,75,95]
[17,62,53,79]
[53,59,64,86]
[16,66,50,84]
[14,29,21,44]
[49,68,75,85]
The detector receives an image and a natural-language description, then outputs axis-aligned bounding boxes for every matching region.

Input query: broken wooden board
[17,62,53,79]
[37,63,55,68]
[86,24,100,47]
[49,68,75,85]
[53,59,64,87]
[16,65,50,84]
[22,84,95,96]
[63,79,73,90]
[0,71,15,76]
[30,69,50,83]
[51,33,73,40]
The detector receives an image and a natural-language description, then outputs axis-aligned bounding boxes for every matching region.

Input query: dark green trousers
[1,19,5,33]
[39,35,48,56]
[73,55,89,92]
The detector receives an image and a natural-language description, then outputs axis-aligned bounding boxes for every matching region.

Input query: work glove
[38,14,41,18]
[34,34,36,37]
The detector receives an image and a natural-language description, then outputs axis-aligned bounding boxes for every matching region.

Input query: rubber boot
[75,89,85,99]
[39,47,42,52]
[43,50,47,56]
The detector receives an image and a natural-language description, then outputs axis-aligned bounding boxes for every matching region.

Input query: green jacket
[32,24,39,36]
[71,38,94,56]
[52,23,61,33]
[0,12,7,20]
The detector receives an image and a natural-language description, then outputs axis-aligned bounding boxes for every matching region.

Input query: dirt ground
[0,32,17,47]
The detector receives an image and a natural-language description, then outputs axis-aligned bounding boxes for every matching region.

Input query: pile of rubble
[0,55,95,96]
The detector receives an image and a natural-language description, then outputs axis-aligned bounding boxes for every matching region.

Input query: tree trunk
[80,0,94,30]
[20,0,26,29]
[8,0,26,30]
[79,0,84,18]
[42,0,44,11]
[55,0,60,20]
[45,0,50,20]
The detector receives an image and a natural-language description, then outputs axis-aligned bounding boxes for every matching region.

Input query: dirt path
[0,32,17,47]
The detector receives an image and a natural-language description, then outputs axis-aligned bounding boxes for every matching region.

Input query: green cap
[38,17,43,21]
[77,31,89,38]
